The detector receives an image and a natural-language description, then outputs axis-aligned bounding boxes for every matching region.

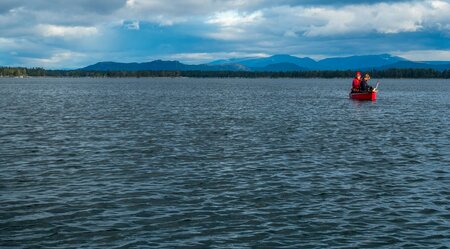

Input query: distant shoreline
[1,67,450,79]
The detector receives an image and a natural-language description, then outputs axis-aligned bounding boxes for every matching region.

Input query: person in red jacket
[352,71,362,92]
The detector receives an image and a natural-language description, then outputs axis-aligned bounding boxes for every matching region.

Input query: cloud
[0,37,45,56]
[0,37,17,48]
[21,50,90,69]
[205,10,264,40]
[298,1,450,36]
[1,0,450,67]
[393,49,450,61]
[207,10,263,27]
[4,0,125,15]
[37,24,98,38]
[122,20,140,30]
[125,0,261,15]
[0,0,18,14]
[121,0,268,26]
[166,52,269,64]
[203,0,450,39]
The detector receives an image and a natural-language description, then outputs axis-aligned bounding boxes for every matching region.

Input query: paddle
[373,81,380,92]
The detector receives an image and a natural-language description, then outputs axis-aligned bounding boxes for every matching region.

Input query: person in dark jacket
[360,73,373,92]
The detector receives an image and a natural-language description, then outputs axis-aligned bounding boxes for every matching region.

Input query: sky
[1,0,450,69]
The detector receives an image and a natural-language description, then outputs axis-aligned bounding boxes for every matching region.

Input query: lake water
[1,78,449,248]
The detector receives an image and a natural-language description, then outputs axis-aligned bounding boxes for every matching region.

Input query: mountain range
[80,54,450,72]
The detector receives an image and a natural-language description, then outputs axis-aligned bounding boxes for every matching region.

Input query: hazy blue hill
[81,61,141,71]
[238,54,317,68]
[201,63,251,71]
[81,60,250,71]
[140,60,193,70]
[422,61,450,65]
[378,61,433,69]
[81,60,191,71]
[253,62,307,72]
[433,64,450,71]
[379,61,450,71]
[208,57,258,65]
[317,54,406,70]
[80,54,450,72]
[416,61,450,70]
[209,54,414,70]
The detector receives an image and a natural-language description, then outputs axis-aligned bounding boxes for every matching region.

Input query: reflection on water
[1,78,449,248]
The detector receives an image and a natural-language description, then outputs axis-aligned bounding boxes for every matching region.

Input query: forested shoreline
[1,67,450,78]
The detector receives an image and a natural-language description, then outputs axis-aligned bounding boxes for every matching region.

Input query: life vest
[352,77,361,91]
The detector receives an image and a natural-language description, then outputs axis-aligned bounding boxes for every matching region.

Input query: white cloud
[207,10,262,27]
[37,24,98,38]
[205,10,264,40]
[122,0,265,26]
[0,37,16,48]
[22,51,89,68]
[264,1,450,37]
[0,37,42,54]
[166,52,269,63]
[125,0,262,15]
[201,0,450,41]
[166,53,217,63]
[393,49,450,61]
[122,20,140,30]
[283,30,298,38]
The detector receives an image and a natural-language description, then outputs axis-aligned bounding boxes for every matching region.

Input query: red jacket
[352,77,361,90]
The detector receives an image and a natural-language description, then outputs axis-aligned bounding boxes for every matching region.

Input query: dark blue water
[1,78,449,248]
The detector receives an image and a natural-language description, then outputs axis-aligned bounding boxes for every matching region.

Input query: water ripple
[1,78,449,248]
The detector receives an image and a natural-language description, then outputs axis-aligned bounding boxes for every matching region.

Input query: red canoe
[349,90,377,101]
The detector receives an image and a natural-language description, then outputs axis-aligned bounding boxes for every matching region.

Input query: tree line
[1,67,450,78]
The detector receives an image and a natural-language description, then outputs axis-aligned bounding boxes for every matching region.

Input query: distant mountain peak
[255,62,307,72]
[317,54,408,70]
